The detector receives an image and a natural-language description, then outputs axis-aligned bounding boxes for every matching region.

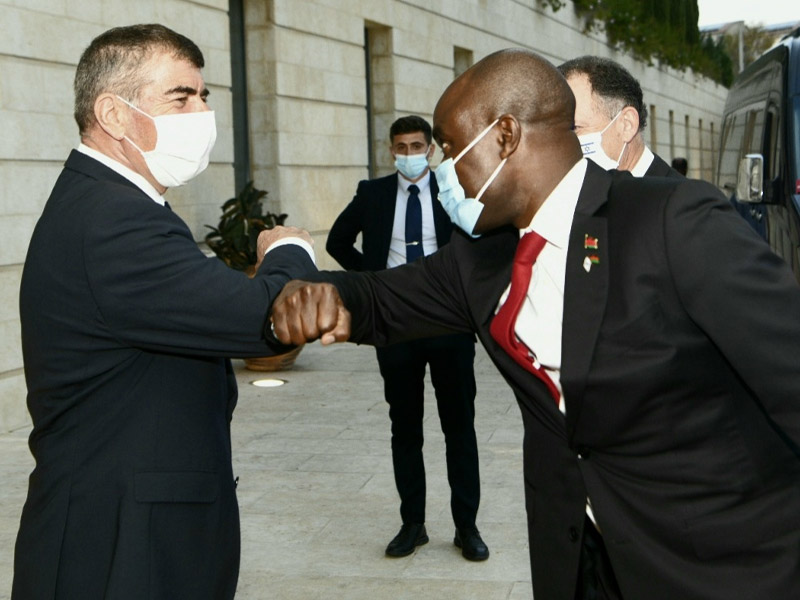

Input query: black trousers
[375,332,479,529]
[575,517,624,600]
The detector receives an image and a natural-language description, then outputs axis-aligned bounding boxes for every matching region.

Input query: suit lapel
[561,164,611,437]
[384,171,448,263]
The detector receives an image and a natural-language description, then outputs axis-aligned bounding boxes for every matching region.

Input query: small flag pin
[583,254,599,272]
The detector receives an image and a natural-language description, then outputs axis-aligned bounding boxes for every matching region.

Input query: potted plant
[205,181,302,371]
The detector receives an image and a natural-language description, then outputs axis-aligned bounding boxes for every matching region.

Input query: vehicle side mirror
[736,153,764,203]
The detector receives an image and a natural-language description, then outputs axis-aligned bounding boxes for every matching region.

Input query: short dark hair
[390,115,432,145]
[558,56,648,131]
[74,24,205,135]
[671,157,688,175]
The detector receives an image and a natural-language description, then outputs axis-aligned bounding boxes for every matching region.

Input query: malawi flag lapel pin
[583,234,600,273]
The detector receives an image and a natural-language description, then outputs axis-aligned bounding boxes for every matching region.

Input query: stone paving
[0,341,533,599]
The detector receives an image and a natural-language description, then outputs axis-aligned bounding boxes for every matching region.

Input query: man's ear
[93,93,127,141]
[619,106,640,144]
[497,114,521,160]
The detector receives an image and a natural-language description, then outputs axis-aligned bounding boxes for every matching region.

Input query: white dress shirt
[630,145,655,177]
[386,171,438,268]
[78,143,166,205]
[496,158,587,415]
[495,158,599,525]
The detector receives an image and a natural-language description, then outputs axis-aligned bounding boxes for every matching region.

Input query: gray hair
[73,24,204,134]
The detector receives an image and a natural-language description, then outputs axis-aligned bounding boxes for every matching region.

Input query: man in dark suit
[12,25,316,600]
[326,116,487,561]
[558,56,682,178]
[271,49,800,600]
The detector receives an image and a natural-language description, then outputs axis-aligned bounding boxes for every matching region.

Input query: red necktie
[489,232,561,404]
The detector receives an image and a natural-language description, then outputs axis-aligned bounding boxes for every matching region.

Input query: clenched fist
[270,280,351,346]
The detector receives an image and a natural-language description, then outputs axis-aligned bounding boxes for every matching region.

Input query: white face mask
[577,110,626,170]
[117,96,217,188]
[434,119,506,238]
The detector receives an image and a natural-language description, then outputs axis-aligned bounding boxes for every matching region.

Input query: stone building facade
[0,0,728,431]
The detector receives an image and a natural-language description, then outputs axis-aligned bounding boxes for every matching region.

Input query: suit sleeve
[326,181,368,271]
[313,237,476,346]
[664,179,800,446]
[83,196,316,357]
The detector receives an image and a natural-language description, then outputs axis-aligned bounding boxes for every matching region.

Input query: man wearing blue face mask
[273,49,800,600]
[13,24,316,600]
[326,116,487,561]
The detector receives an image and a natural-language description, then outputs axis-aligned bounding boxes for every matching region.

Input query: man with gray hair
[13,24,315,600]
[558,55,680,177]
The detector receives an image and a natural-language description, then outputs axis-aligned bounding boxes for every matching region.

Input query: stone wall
[0,0,232,431]
[0,0,728,430]
[247,0,728,271]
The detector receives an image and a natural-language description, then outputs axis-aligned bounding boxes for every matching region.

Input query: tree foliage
[722,25,777,71]
[540,0,734,87]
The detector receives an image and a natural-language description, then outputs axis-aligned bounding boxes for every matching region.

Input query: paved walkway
[0,342,532,599]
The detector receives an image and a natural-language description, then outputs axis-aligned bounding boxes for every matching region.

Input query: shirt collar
[630,145,655,177]
[398,170,431,194]
[524,158,587,249]
[77,143,166,206]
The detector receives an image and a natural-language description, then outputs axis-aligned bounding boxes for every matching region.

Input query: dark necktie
[489,232,560,404]
[405,184,423,263]
[164,201,172,211]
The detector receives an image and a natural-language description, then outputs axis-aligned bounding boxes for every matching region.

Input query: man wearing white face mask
[326,116,487,561]
[558,56,682,178]
[14,24,316,600]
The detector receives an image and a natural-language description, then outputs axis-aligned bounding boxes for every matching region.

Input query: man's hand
[255,226,314,270]
[271,280,351,346]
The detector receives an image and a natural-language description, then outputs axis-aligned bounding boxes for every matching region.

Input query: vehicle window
[717,106,766,194]
[764,104,780,181]
[718,113,741,192]
[743,109,762,155]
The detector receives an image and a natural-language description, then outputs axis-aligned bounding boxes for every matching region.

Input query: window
[649,104,657,150]
[454,47,473,78]
[364,24,392,179]
[668,109,675,160]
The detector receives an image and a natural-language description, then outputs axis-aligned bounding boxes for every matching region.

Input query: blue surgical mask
[434,119,506,238]
[394,152,430,180]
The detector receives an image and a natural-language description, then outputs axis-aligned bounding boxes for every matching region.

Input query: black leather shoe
[454,527,490,561]
[385,523,429,557]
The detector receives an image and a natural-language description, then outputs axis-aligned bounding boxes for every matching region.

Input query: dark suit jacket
[315,162,800,599]
[645,152,683,178]
[13,151,315,600]
[326,171,453,271]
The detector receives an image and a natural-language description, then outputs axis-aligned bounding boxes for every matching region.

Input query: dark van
[716,27,800,281]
